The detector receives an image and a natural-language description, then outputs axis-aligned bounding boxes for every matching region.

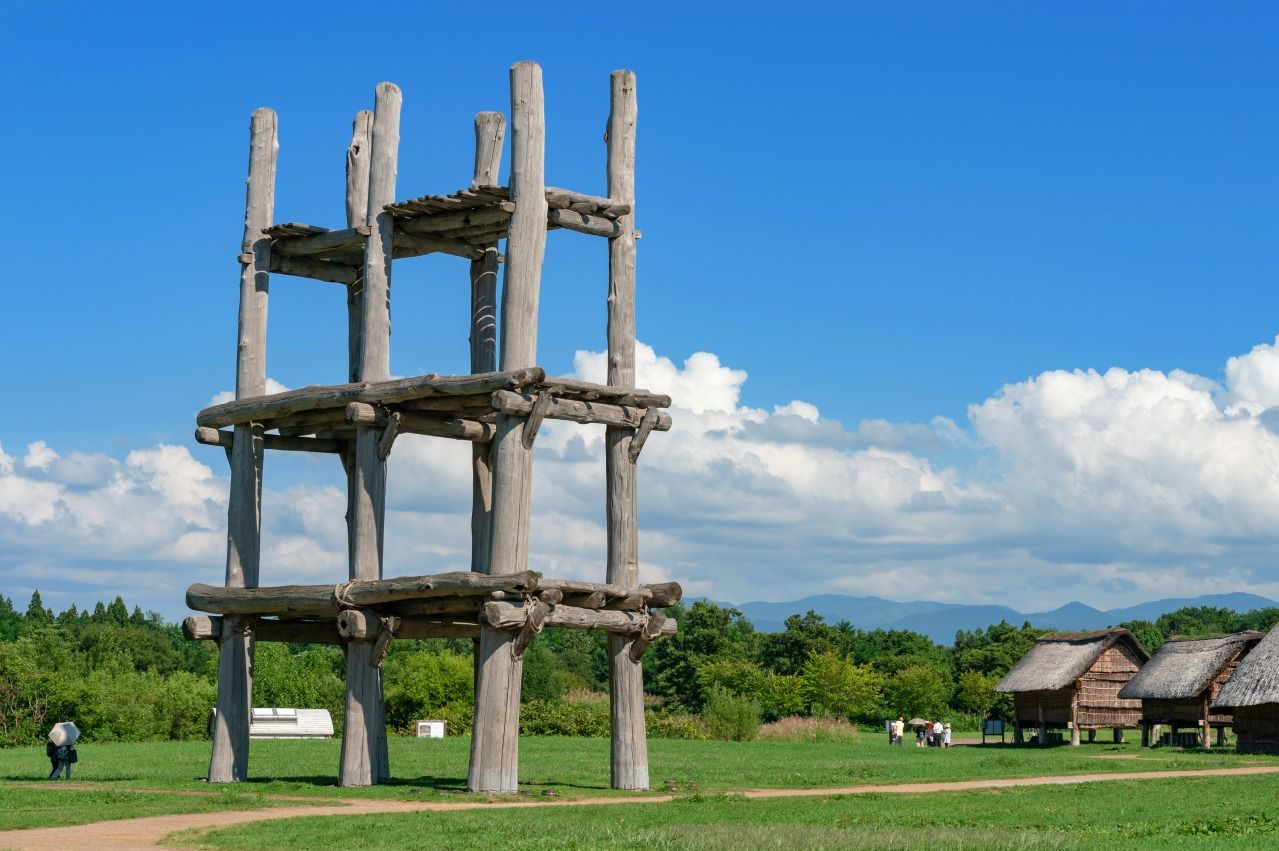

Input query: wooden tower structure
[183,62,680,791]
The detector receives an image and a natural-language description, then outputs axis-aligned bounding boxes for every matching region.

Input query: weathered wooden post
[469,111,505,573]
[342,110,373,592]
[469,61,546,794]
[1114,726,1125,744]
[209,107,277,784]
[1069,691,1080,746]
[340,83,400,788]
[603,69,648,791]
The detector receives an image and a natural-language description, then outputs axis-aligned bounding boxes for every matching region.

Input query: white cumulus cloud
[6,336,1279,618]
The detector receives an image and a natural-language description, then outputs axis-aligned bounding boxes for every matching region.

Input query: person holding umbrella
[910,718,928,747]
[46,722,79,781]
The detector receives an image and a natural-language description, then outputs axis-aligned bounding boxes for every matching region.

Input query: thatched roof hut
[1212,624,1279,754]
[1118,631,1263,748]
[996,628,1149,746]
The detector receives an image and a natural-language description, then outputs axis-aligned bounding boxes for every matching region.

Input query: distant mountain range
[717,592,1279,645]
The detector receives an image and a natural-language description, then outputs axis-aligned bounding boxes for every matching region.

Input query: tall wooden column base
[340,642,387,786]
[209,625,252,782]
[468,626,524,792]
[609,634,649,790]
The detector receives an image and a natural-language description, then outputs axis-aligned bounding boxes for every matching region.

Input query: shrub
[383,649,474,733]
[156,671,217,740]
[645,709,710,740]
[758,715,860,744]
[700,684,761,741]
[520,699,610,737]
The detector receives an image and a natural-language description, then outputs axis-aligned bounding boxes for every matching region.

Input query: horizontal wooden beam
[548,208,621,238]
[186,570,540,616]
[183,615,341,644]
[544,186,630,217]
[540,377,671,408]
[492,390,672,431]
[482,601,678,636]
[345,403,496,442]
[197,368,544,428]
[538,579,682,608]
[183,614,478,643]
[269,255,360,284]
[195,426,344,454]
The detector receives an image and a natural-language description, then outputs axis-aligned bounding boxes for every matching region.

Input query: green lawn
[0,735,1272,833]
[0,785,283,832]
[179,774,1279,851]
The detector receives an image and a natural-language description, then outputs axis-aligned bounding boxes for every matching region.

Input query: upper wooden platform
[263,184,631,284]
[195,368,672,454]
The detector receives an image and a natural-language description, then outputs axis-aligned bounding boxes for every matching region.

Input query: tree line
[1,591,1275,747]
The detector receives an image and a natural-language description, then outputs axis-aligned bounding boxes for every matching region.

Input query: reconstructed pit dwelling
[182,62,681,790]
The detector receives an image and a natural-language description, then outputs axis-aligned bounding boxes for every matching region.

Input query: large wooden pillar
[469,61,546,794]
[209,108,277,783]
[469,111,504,574]
[603,70,648,791]
[340,83,400,788]
[1069,689,1080,746]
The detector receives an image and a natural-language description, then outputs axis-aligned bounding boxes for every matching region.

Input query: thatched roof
[1117,631,1263,701]
[1213,624,1279,709]
[995,628,1149,694]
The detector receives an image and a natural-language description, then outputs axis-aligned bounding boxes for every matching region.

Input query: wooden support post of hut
[189,62,678,791]
[469,61,547,795]
[1212,624,1279,754]
[208,108,276,783]
[996,629,1149,747]
[1120,631,1263,752]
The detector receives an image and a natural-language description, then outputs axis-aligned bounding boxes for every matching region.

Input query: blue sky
[3,2,1279,618]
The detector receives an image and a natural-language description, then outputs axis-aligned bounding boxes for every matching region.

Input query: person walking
[943,722,952,748]
[892,716,905,745]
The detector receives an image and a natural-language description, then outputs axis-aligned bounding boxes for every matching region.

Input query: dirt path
[3,765,1277,851]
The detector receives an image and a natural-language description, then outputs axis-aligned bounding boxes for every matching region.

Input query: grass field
[177,773,1279,850]
[1,736,1276,847]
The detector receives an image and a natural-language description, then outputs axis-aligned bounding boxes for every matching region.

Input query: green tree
[24,591,52,626]
[757,611,844,676]
[647,601,756,708]
[105,596,129,626]
[884,663,951,719]
[801,651,884,719]
[0,596,20,640]
[955,669,999,721]
[1120,619,1164,655]
[952,621,1045,676]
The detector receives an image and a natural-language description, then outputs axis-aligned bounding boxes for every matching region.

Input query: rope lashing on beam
[333,582,359,609]
[511,600,550,660]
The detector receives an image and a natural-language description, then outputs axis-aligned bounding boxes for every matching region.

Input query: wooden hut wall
[1234,704,1279,754]
[1014,690,1073,727]
[1142,698,1224,727]
[1076,643,1143,728]
[1206,655,1243,725]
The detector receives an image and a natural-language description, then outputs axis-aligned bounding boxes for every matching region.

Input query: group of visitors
[888,717,951,747]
